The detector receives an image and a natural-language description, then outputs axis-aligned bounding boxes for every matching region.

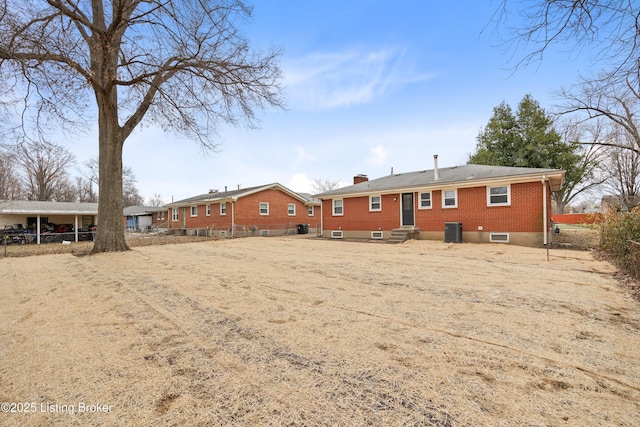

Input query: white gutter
[231,196,238,237]
[320,200,323,237]
[542,175,548,246]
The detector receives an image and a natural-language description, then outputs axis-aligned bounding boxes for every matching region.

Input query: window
[371,231,384,239]
[190,206,198,217]
[308,205,314,216]
[332,199,343,216]
[419,192,432,209]
[331,230,343,239]
[259,202,269,215]
[490,233,510,243]
[443,189,457,208]
[220,202,227,215]
[172,208,179,222]
[206,204,211,216]
[156,211,165,220]
[287,203,296,216]
[369,195,381,211]
[488,185,510,206]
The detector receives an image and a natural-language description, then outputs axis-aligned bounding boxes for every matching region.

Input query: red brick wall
[152,211,169,227]
[322,181,549,233]
[172,188,316,229]
[172,201,233,229]
[231,189,315,227]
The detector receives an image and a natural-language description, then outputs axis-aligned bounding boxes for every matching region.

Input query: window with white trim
[259,202,269,215]
[442,189,457,208]
[490,233,510,243]
[172,208,179,222]
[157,211,166,220]
[419,192,432,209]
[308,205,314,216]
[369,195,381,211]
[206,204,211,216]
[288,203,296,216]
[332,199,343,216]
[220,202,227,215]
[190,206,198,217]
[488,185,510,206]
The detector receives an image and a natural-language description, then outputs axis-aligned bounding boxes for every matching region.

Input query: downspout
[231,197,238,238]
[542,175,548,246]
[37,214,41,245]
[320,200,323,237]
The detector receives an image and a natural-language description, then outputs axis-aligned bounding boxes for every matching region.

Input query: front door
[181,207,187,228]
[401,193,415,226]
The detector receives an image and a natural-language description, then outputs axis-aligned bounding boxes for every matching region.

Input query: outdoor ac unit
[444,222,462,243]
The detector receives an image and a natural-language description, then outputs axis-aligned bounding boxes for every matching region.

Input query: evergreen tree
[469,95,590,212]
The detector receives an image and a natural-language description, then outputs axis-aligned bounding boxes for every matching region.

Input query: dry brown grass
[1,237,639,426]
[0,233,211,257]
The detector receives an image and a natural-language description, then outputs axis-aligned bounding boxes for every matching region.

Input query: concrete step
[387,227,419,243]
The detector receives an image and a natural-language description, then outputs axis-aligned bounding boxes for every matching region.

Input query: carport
[0,201,98,244]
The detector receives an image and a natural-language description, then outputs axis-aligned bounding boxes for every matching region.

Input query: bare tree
[493,1,640,89]
[15,140,75,201]
[596,122,640,210]
[82,157,143,207]
[557,77,640,152]
[73,175,98,203]
[52,176,79,202]
[313,178,342,194]
[122,166,144,207]
[494,2,640,164]
[553,118,607,213]
[148,194,165,207]
[601,146,640,210]
[0,0,283,253]
[0,149,23,199]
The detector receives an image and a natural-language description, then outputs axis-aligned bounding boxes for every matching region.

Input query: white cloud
[283,46,434,111]
[366,144,388,166]
[295,146,313,162]
[286,173,315,194]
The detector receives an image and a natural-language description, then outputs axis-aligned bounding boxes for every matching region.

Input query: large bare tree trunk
[92,138,128,252]
[92,124,128,252]
[91,86,129,253]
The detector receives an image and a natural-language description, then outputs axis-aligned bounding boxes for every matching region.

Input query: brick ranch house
[165,183,321,237]
[316,162,565,247]
[123,206,169,232]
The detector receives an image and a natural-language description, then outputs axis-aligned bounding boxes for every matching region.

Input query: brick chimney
[354,174,368,184]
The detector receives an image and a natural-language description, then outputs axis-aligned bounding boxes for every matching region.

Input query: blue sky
[68,1,597,202]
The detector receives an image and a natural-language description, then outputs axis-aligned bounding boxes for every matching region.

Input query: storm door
[401,193,415,226]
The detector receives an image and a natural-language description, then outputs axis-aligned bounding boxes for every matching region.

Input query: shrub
[600,206,640,278]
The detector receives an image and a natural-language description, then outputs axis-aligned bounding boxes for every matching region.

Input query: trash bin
[297,224,309,234]
[444,222,462,243]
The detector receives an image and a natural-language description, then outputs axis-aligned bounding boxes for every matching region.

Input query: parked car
[1,224,33,244]
[56,224,74,233]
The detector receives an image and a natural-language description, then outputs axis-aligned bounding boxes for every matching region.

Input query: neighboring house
[316,162,565,247]
[165,183,321,237]
[123,206,169,232]
[601,195,640,212]
[0,200,98,244]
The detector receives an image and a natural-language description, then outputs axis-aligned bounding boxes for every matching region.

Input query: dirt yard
[1,237,639,426]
